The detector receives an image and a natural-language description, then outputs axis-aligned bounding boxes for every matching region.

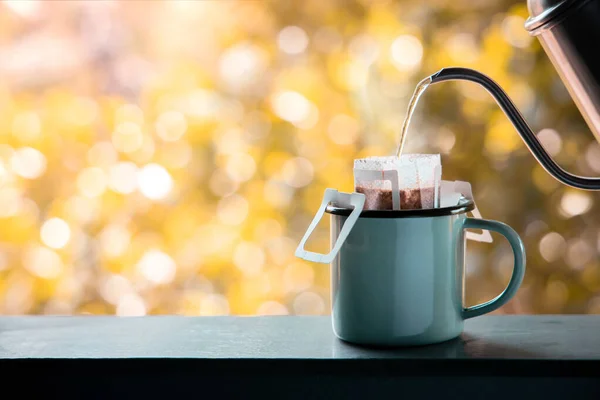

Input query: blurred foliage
[0,0,600,316]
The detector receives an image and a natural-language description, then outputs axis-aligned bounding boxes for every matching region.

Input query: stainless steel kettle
[428,0,600,190]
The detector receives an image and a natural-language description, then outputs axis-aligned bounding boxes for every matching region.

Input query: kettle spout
[429,67,600,190]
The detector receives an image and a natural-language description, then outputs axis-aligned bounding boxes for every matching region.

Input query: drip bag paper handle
[353,168,400,209]
[454,181,493,243]
[295,188,365,264]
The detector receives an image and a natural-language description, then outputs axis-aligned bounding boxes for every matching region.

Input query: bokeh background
[1,0,599,316]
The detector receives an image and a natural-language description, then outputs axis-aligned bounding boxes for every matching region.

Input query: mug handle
[461,218,526,319]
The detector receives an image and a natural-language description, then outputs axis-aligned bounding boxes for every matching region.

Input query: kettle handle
[430,67,600,190]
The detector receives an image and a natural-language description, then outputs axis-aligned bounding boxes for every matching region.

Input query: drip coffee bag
[354,154,441,210]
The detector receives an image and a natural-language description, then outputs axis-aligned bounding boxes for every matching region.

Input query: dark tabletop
[1,315,600,399]
[0,314,597,359]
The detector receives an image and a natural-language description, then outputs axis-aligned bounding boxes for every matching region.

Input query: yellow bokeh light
[0,160,12,186]
[327,114,360,145]
[233,241,265,277]
[100,274,134,305]
[278,26,309,55]
[390,34,423,71]
[214,127,248,156]
[3,272,34,314]
[116,293,147,316]
[566,238,593,270]
[87,141,118,168]
[313,26,343,53]
[271,91,312,125]
[0,187,24,217]
[560,191,593,217]
[159,141,193,169]
[112,122,144,153]
[3,0,41,18]
[253,218,284,244]
[136,249,177,285]
[195,223,238,257]
[137,163,173,200]
[40,217,71,249]
[293,291,325,315]
[129,135,156,164]
[265,236,296,266]
[263,179,293,208]
[217,194,249,225]
[283,261,315,293]
[348,33,380,64]
[446,33,479,64]
[186,89,222,119]
[209,168,239,197]
[99,224,131,259]
[199,293,230,316]
[10,147,46,179]
[218,42,267,90]
[296,104,320,130]
[536,129,562,156]
[225,152,256,182]
[538,232,566,263]
[281,157,314,188]
[23,245,63,279]
[339,59,370,90]
[501,15,533,49]
[155,110,188,142]
[63,195,100,224]
[76,167,108,198]
[108,161,139,195]
[0,144,15,162]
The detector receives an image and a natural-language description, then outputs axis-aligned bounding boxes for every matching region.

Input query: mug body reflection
[327,202,525,346]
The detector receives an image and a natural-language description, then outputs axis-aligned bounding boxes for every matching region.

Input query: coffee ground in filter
[355,186,435,210]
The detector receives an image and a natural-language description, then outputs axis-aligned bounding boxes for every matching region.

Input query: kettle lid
[525,0,585,33]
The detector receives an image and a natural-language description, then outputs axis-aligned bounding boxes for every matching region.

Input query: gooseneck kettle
[429,0,600,190]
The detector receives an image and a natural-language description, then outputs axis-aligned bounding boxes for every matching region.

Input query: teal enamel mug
[296,189,526,347]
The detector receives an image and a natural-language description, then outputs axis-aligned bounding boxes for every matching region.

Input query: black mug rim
[325,197,475,218]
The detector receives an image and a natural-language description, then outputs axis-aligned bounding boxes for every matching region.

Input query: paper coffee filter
[354,154,441,210]
[397,154,439,187]
[353,156,396,190]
